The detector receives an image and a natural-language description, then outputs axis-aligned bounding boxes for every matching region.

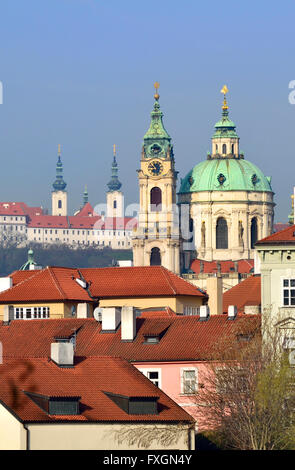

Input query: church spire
[143,83,172,159]
[52,145,67,191]
[83,185,89,205]
[107,145,122,192]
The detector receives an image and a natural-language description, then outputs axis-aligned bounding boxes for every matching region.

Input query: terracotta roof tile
[0,356,193,423]
[223,275,261,314]
[0,315,260,362]
[256,224,295,245]
[190,259,254,274]
[80,266,206,298]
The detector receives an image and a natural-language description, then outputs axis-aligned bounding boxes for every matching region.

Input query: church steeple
[52,145,67,216]
[210,85,240,159]
[107,145,122,192]
[52,145,67,191]
[143,82,173,160]
[83,185,89,206]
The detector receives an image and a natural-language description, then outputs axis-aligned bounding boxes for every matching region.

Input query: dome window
[188,176,194,186]
[217,173,226,185]
[222,144,227,154]
[251,174,258,185]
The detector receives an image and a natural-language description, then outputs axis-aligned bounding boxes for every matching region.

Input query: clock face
[148,160,164,176]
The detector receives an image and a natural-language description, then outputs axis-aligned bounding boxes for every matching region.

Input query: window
[184,306,200,316]
[231,144,234,154]
[58,200,62,209]
[139,368,161,388]
[222,144,227,154]
[282,279,295,306]
[181,368,197,395]
[150,247,161,266]
[251,217,258,249]
[113,200,117,209]
[14,306,50,320]
[216,217,228,249]
[150,187,162,212]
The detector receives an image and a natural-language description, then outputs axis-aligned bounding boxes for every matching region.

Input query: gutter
[23,424,30,450]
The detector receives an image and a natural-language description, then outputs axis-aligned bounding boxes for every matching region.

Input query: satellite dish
[93,307,103,322]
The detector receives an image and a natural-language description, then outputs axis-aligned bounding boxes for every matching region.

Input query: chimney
[51,342,74,367]
[228,305,237,320]
[0,277,12,293]
[206,276,223,315]
[199,305,210,321]
[77,303,90,318]
[121,306,136,341]
[101,307,121,332]
[3,305,14,324]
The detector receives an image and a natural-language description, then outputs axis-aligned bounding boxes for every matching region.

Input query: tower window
[216,217,228,249]
[231,144,234,154]
[58,200,62,209]
[215,144,218,152]
[150,247,161,266]
[113,200,117,209]
[150,187,162,212]
[251,217,258,249]
[222,144,227,155]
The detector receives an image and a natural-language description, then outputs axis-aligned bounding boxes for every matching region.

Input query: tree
[195,315,295,450]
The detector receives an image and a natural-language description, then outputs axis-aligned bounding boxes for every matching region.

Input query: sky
[0,0,294,221]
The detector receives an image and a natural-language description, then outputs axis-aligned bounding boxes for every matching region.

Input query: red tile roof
[0,267,93,303]
[190,259,254,274]
[0,266,205,303]
[0,202,43,217]
[80,266,206,298]
[74,203,98,217]
[27,215,69,228]
[0,356,193,423]
[9,270,39,286]
[139,307,177,318]
[27,214,137,230]
[256,224,295,245]
[0,315,260,362]
[223,275,261,314]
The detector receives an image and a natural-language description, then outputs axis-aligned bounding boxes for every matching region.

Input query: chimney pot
[199,305,210,321]
[51,342,74,367]
[101,307,121,332]
[121,306,136,341]
[228,305,238,320]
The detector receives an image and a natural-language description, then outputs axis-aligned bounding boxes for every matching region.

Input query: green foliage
[0,244,133,276]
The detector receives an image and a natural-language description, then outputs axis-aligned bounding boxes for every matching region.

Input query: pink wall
[134,361,213,431]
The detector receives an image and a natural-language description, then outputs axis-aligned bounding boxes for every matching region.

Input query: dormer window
[24,391,81,416]
[144,335,160,344]
[104,392,159,415]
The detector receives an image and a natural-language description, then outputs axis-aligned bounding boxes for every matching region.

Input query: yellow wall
[100,295,203,314]
[27,422,194,450]
[0,404,27,450]
[0,302,75,321]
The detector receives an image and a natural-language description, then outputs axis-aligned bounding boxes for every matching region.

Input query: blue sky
[0,0,294,221]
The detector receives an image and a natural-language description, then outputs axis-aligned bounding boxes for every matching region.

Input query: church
[132,84,275,280]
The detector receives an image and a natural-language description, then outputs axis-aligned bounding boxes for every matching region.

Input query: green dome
[179,158,272,194]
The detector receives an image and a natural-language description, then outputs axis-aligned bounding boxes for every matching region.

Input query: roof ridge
[47,267,69,300]
[160,267,177,295]
[1,269,41,294]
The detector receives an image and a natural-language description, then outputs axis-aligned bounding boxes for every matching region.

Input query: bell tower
[132,83,180,274]
[52,145,67,216]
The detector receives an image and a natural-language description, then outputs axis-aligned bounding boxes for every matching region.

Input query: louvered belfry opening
[150,247,161,266]
[216,217,228,249]
[150,187,162,212]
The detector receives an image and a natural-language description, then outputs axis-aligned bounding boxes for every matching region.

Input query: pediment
[275,317,295,329]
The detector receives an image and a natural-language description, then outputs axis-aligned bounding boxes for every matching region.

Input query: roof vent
[75,278,87,289]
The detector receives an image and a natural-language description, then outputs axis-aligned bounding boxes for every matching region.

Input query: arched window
[58,200,62,209]
[231,144,234,154]
[150,247,161,266]
[188,218,194,243]
[113,200,117,209]
[215,144,218,152]
[216,217,228,249]
[222,144,227,155]
[251,217,258,249]
[150,187,162,212]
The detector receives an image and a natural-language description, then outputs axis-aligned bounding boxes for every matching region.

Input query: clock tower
[133,84,180,274]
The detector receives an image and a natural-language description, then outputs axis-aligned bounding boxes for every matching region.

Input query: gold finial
[154,81,160,100]
[291,194,294,209]
[58,144,61,156]
[220,84,229,110]
[113,144,116,156]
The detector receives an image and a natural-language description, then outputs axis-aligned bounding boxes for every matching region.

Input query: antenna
[93,307,103,322]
